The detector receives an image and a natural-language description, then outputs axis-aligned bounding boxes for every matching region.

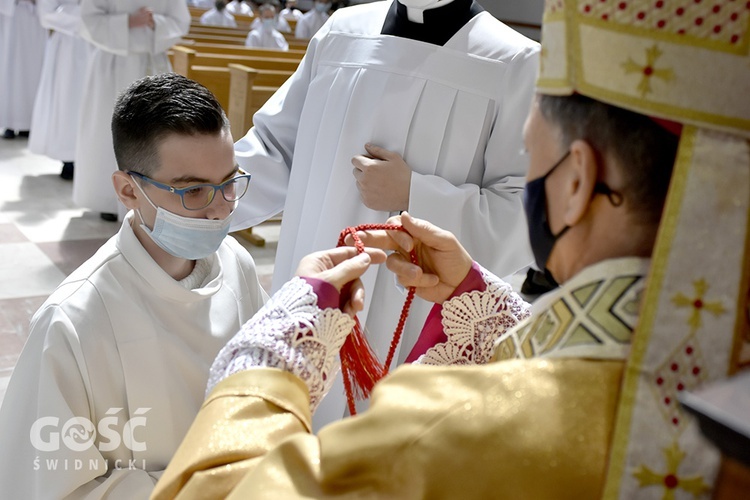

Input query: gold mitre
[537,1,750,498]
[537,0,750,137]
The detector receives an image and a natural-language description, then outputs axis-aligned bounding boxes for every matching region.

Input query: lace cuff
[207,277,355,411]
[415,265,531,366]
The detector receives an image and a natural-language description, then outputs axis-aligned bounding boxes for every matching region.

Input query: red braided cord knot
[336,224,418,415]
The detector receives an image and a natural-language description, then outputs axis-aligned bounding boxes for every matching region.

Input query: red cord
[336,224,418,415]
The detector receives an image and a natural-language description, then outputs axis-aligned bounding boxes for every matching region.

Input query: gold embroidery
[671,278,727,334]
[622,44,675,97]
[632,442,710,499]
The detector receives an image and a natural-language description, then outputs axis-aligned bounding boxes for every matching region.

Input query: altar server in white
[29,0,93,180]
[0,74,268,499]
[250,3,292,33]
[246,3,289,50]
[225,0,251,15]
[293,0,328,39]
[199,0,237,27]
[280,0,302,21]
[0,0,47,138]
[233,0,538,428]
[73,0,190,220]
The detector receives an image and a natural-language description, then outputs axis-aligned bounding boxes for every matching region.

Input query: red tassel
[339,319,386,415]
[337,225,418,415]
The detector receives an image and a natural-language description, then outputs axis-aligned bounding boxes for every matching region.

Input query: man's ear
[563,139,598,226]
[112,171,139,210]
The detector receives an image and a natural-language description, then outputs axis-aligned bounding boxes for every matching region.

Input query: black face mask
[522,151,571,281]
[523,150,623,282]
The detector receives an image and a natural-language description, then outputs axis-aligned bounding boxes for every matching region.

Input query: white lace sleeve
[207,277,355,411]
[415,265,531,366]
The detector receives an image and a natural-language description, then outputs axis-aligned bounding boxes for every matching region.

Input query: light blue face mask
[314,2,330,12]
[261,18,276,29]
[134,181,233,260]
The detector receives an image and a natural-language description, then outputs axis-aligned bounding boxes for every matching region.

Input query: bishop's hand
[295,247,387,316]
[350,212,474,304]
[351,143,412,212]
[206,247,385,410]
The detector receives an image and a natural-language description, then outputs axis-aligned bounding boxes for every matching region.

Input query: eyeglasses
[128,170,252,210]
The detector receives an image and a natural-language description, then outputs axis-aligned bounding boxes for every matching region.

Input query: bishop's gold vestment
[153,258,648,499]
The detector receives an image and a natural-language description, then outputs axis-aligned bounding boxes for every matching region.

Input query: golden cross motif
[633,442,710,499]
[672,278,726,333]
[622,44,675,97]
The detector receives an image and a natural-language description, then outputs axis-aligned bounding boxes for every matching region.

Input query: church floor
[0,136,279,406]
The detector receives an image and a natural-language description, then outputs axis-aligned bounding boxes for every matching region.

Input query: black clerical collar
[381,0,484,46]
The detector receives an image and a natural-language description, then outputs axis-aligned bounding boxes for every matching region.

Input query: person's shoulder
[34,235,128,318]
[463,12,539,60]
[329,1,388,22]
[325,1,389,34]
[219,235,258,270]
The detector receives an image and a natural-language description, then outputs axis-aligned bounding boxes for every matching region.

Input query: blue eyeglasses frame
[127,170,252,211]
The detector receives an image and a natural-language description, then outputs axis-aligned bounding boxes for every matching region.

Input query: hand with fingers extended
[207,247,386,410]
[351,212,474,305]
[351,143,412,212]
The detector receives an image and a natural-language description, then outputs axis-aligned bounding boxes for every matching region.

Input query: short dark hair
[538,93,678,226]
[112,73,229,176]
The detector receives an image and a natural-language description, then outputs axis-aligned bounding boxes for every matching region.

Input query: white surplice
[0,212,268,499]
[294,8,328,39]
[0,0,48,131]
[29,0,93,162]
[225,0,251,15]
[199,8,237,27]
[251,15,291,33]
[73,0,190,214]
[232,1,538,428]
[245,27,289,50]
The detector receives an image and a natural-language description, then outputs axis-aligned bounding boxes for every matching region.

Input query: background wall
[479,0,544,40]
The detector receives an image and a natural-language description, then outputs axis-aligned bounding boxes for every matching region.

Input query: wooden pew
[227,64,279,139]
[177,41,306,59]
[226,63,284,247]
[176,61,290,110]
[187,6,208,18]
[189,24,250,38]
[182,32,247,45]
[183,30,308,50]
[233,12,255,28]
[171,45,301,74]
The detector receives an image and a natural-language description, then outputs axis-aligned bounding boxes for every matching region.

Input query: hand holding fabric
[351,143,412,212]
[206,247,386,410]
[352,212,473,304]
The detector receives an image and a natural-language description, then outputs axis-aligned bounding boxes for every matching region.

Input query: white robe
[280,7,302,20]
[232,1,538,428]
[73,0,190,214]
[294,8,327,39]
[0,212,268,499]
[251,15,291,33]
[245,27,289,50]
[0,0,48,131]
[199,8,237,27]
[225,0,251,15]
[29,0,92,162]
